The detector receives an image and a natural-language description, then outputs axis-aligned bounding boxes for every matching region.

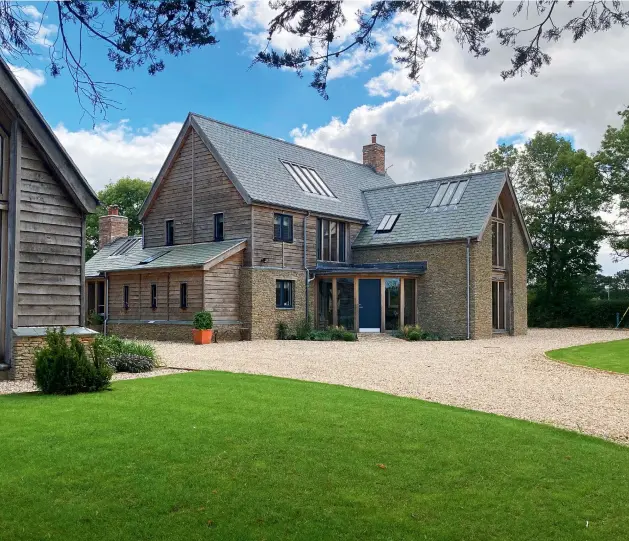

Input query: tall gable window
[274,213,293,242]
[282,161,336,198]
[492,202,506,268]
[165,220,174,246]
[429,179,468,208]
[317,218,347,262]
[214,213,224,241]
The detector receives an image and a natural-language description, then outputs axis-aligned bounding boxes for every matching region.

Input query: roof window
[138,251,169,265]
[282,161,336,198]
[375,213,400,233]
[429,179,468,208]
[109,237,140,257]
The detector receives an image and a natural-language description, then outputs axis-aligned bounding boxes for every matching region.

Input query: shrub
[341,331,357,341]
[35,329,112,395]
[407,330,422,341]
[277,321,289,340]
[93,335,158,373]
[295,318,313,340]
[329,326,346,340]
[87,311,104,326]
[193,311,213,330]
[394,324,441,342]
[107,354,155,373]
[311,330,332,341]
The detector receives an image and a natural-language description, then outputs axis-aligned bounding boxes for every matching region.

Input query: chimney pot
[108,205,119,216]
[371,134,377,144]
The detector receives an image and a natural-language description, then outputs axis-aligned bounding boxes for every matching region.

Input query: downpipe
[304,212,311,321]
[466,237,471,340]
[103,271,109,337]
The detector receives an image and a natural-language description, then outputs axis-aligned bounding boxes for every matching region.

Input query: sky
[8,1,629,275]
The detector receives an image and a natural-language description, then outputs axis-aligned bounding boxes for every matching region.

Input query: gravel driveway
[154,328,629,444]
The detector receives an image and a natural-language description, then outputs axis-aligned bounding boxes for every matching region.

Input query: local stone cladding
[511,214,529,336]
[106,322,243,342]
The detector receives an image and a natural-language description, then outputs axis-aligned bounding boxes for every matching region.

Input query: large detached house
[85,114,531,341]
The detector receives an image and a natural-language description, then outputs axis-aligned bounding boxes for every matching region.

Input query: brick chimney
[362,134,385,174]
[99,205,128,249]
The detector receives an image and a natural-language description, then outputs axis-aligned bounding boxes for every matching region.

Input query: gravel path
[152,328,629,444]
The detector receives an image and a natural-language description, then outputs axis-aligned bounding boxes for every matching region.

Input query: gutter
[466,237,471,340]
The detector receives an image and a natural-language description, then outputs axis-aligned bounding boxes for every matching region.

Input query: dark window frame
[180,282,188,309]
[316,218,347,262]
[123,285,129,310]
[214,213,224,242]
[165,220,174,246]
[151,284,157,310]
[273,213,294,243]
[275,279,295,309]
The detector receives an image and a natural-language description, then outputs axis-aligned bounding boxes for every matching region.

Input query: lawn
[2,372,629,540]
[547,338,629,374]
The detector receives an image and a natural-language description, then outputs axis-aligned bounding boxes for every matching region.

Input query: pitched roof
[85,236,246,277]
[354,169,531,248]
[139,113,394,222]
[0,59,98,213]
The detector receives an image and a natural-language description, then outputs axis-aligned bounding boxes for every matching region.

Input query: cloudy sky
[9,1,629,274]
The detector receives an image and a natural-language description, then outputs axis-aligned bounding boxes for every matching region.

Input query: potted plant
[192,311,214,345]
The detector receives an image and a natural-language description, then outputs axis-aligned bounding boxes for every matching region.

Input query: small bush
[277,321,289,340]
[87,311,104,326]
[107,354,155,373]
[341,331,357,341]
[295,318,313,340]
[311,330,331,341]
[35,329,112,395]
[395,324,440,342]
[407,330,422,341]
[329,326,346,340]
[93,335,157,373]
[193,311,213,330]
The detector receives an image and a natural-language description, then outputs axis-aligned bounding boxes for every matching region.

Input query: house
[0,59,99,381]
[85,114,531,342]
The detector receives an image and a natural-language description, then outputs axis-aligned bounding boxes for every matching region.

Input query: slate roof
[353,170,510,247]
[85,237,246,277]
[189,114,394,221]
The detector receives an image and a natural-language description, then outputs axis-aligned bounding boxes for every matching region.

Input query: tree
[2,1,628,114]
[470,132,608,325]
[86,177,152,260]
[596,107,629,261]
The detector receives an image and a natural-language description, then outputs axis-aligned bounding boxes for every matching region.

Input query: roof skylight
[282,161,335,198]
[138,251,169,265]
[375,213,400,233]
[109,237,140,257]
[429,179,468,208]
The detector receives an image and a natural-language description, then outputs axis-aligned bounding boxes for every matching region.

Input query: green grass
[2,372,629,540]
[547,338,629,374]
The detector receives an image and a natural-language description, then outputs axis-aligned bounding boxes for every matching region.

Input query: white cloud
[21,4,57,46]
[54,120,183,192]
[8,63,45,94]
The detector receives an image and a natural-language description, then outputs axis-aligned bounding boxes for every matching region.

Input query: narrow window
[165,220,174,246]
[338,222,346,262]
[316,218,322,259]
[214,213,224,241]
[322,219,330,261]
[180,283,188,309]
[275,280,294,308]
[273,214,293,242]
[492,202,506,269]
[330,221,338,261]
[317,218,347,262]
[97,281,105,315]
[123,285,129,310]
[151,284,157,310]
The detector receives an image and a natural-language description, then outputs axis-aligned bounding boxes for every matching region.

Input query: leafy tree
[596,107,629,261]
[1,1,628,113]
[86,177,152,260]
[470,132,608,325]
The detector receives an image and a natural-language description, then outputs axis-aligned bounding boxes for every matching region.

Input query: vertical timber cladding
[142,128,251,262]
[18,132,83,327]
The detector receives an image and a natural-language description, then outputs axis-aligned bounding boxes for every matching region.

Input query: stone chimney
[362,134,385,174]
[99,205,128,249]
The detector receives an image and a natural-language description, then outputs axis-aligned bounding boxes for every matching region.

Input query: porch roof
[312,261,427,276]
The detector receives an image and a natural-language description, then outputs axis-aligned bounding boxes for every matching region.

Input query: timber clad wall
[143,129,251,262]
[18,134,83,327]
[205,252,242,321]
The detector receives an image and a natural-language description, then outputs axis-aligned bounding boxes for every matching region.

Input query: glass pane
[97,282,105,314]
[310,169,335,197]
[384,214,398,230]
[440,182,458,206]
[498,281,506,329]
[282,216,291,241]
[316,219,322,259]
[323,220,330,261]
[404,279,416,326]
[337,278,354,331]
[492,221,498,267]
[274,214,281,239]
[276,281,282,307]
[497,222,505,267]
[385,278,401,331]
[330,221,337,261]
[338,223,346,262]
[450,180,468,205]
[294,165,317,193]
[430,183,448,207]
[492,281,499,329]
[377,214,390,231]
[285,162,308,192]
[301,167,323,195]
[318,279,333,328]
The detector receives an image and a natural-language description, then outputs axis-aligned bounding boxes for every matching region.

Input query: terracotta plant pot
[193,329,213,345]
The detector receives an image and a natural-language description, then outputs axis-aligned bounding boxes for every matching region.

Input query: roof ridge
[190,112,386,172]
[361,168,507,194]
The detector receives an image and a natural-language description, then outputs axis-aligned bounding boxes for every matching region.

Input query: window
[214,213,224,241]
[375,213,400,233]
[139,251,169,265]
[492,202,506,268]
[492,280,506,331]
[97,282,105,315]
[123,285,129,310]
[151,284,157,310]
[429,179,468,208]
[180,283,188,309]
[110,237,140,257]
[318,279,333,328]
[316,218,347,262]
[165,220,174,246]
[337,278,355,331]
[282,161,335,198]
[384,278,401,331]
[273,213,293,242]
[276,280,294,309]
[404,279,416,326]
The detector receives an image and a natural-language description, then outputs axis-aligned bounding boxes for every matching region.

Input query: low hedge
[529,298,629,328]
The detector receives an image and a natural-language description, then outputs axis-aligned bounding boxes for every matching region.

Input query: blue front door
[359,279,381,331]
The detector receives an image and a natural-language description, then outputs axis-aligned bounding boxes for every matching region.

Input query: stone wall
[511,213,529,335]
[10,333,96,381]
[107,322,243,343]
[240,267,313,339]
[470,227,493,339]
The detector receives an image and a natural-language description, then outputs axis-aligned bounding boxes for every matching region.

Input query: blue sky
[9,2,629,275]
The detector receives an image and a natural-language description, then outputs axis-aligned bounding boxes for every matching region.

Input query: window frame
[151,283,157,310]
[273,213,294,243]
[213,212,224,242]
[491,202,506,269]
[316,218,347,262]
[180,282,188,309]
[275,279,295,309]
[375,213,400,234]
[123,285,129,310]
[165,219,174,246]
